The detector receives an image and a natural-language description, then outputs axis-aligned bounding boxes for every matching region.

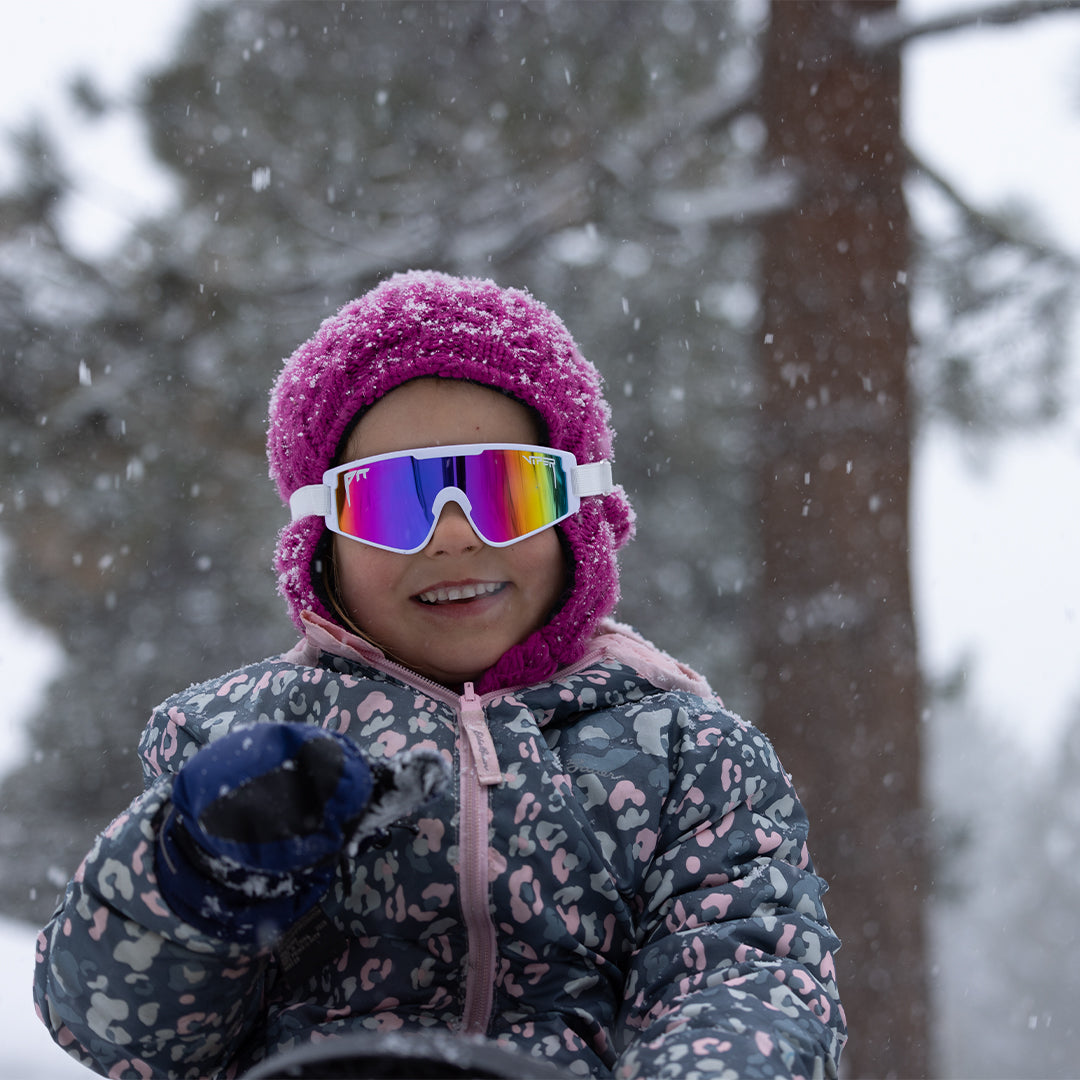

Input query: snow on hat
[267,270,635,692]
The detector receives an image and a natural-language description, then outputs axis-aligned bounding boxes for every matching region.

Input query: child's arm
[34,774,273,1078]
[34,678,445,1078]
[614,708,846,1079]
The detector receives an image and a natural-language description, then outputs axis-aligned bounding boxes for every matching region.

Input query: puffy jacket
[35,613,846,1078]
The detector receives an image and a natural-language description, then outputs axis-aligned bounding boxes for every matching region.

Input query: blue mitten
[156,722,447,944]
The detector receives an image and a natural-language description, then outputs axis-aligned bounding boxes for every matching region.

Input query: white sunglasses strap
[571,460,614,498]
[290,484,331,522]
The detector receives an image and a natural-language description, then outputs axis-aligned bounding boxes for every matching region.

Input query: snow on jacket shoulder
[35,615,846,1079]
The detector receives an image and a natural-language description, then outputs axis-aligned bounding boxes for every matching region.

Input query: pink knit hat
[267,270,635,692]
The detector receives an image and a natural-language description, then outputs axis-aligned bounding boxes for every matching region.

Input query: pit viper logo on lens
[523,453,557,469]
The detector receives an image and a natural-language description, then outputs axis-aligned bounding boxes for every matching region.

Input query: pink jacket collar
[286,610,714,701]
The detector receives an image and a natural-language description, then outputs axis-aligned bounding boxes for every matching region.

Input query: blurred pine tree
[0,0,758,920]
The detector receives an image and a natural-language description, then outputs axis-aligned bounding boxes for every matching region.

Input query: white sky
[903,0,1080,758]
[0,0,1079,774]
[904,0,1080,252]
[0,1,194,256]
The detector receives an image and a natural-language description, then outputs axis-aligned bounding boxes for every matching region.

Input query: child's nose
[425,502,483,555]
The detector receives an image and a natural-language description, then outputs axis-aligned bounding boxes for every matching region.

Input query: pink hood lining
[284,610,715,703]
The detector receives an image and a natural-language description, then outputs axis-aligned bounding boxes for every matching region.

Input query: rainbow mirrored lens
[334,447,571,552]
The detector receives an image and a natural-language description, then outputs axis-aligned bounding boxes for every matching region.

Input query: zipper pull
[460,683,502,786]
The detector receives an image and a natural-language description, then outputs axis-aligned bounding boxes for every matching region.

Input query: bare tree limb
[854,0,1080,52]
[905,143,1080,270]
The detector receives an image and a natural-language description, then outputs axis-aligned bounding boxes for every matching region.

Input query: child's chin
[412,646,507,688]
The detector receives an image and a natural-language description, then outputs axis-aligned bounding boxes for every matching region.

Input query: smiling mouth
[416,582,505,605]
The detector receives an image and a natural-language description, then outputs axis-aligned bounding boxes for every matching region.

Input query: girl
[35,271,846,1078]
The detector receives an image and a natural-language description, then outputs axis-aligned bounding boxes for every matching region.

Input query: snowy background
[1,0,1079,1075]
[904,0,1080,767]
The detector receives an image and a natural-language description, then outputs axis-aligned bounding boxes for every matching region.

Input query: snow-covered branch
[650,168,801,229]
[854,0,1080,53]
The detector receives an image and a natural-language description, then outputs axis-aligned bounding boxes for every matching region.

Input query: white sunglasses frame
[289,442,613,554]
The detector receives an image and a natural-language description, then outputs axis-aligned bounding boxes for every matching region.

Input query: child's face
[332,378,566,688]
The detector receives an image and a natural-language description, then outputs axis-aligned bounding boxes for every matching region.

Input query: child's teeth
[419,582,500,604]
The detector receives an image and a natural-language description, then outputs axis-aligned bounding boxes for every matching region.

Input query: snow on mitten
[156,722,447,944]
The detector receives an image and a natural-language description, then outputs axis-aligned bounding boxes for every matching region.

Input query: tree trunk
[754,2,928,1076]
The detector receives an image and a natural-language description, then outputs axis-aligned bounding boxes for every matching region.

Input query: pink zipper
[452,656,607,1031]
[458,681,499,1033]
[460,683,503,787]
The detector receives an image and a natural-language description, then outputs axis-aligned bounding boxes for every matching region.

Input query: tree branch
[854,0,1080,53]
[905,143,1080,270]
[649,167,802,229]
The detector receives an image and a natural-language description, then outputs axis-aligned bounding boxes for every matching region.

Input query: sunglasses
[289,443,613,554]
